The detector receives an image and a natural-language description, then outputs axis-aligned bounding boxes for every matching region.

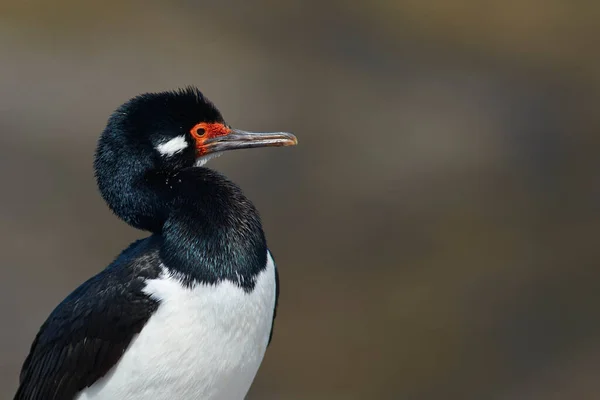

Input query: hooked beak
[203,129,298,154]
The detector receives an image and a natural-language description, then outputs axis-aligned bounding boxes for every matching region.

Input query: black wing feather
[268,261,279,346]
[14,238,162,400]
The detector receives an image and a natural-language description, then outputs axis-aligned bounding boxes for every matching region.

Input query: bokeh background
[1,1,599,399]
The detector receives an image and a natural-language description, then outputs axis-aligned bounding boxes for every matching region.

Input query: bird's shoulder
[15,236,163,400]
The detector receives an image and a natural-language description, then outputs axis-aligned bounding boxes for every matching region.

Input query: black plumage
[15,238,163,400]
[14,87,285,400]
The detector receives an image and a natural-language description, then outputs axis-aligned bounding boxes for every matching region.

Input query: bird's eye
[195,127,206,136]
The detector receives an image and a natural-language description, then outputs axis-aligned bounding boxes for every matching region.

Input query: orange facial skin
[190,122,231,155]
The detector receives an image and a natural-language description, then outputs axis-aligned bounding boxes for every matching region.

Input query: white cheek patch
[156,135,188,157]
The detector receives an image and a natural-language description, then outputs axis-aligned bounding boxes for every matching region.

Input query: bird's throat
[158,167,268,291]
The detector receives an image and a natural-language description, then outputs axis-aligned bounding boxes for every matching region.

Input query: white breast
[76,251,277,400]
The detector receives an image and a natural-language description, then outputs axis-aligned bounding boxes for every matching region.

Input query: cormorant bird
[14,87,297,400]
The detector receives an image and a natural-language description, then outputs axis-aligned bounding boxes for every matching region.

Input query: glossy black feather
[15,87,282,399]
[14,237,163,400]
[94,87,224,233]
[269,262,280,345]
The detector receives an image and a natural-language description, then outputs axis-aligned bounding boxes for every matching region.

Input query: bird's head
[99,86,297,172]
[94,86,297,231]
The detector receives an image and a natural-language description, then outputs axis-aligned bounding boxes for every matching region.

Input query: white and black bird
[14,87,297,400]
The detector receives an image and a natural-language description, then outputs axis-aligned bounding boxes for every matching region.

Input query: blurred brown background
[1,1,599,399]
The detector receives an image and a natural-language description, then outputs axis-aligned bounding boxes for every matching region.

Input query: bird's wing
[14,240,162,400]
[268,258,279,346]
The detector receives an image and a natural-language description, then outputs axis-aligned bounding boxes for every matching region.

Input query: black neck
[159,168,267,290]
[99,164,267,291]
